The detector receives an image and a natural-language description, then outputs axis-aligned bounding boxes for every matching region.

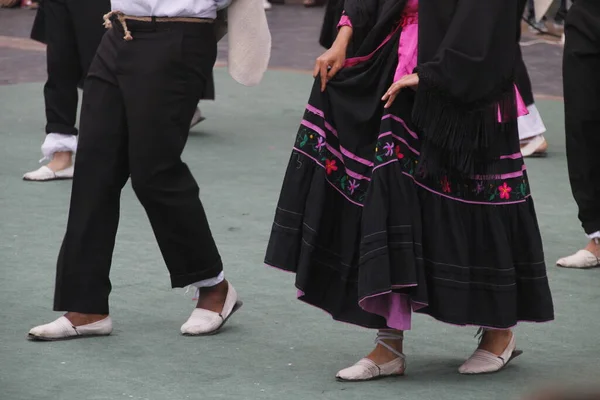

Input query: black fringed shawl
[310,0,407,179]
[414,0,520,177]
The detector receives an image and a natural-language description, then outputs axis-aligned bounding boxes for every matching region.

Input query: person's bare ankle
[195,280,229,313]
[366,330,404,364]
[46,151,73,172]
[584,240,600,257]
[478,329,512,356]
[64,312,109,327]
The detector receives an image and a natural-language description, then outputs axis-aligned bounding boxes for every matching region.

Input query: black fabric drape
[30,0,45,44]
[319,0,345,49]
[313,0,407,160]
[515,0,535,106]
[413,0,520,177]
[343,0,407,57]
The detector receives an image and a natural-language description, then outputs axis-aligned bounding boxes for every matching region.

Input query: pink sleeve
[337,12,352,29]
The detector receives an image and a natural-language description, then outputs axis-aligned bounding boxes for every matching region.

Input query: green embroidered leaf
[519,183,527,196]
[488,194,496,201]
[376,155,383,162]
[299,134,308,147]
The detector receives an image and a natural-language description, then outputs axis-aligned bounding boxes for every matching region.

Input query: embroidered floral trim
[373,138,531,203]
[295,126,369,203]
[293,115,531,205]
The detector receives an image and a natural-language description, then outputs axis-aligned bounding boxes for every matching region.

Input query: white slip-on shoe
[520,135,548,158]
[336,331,406,382]
[557,250,600,269]
[189,107,205,129]
[180,283,243,336]
[459,330,522,375]
[23,165,74,182]
[28,316,113,341]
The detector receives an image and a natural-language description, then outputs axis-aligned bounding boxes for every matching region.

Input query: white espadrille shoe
[23,165,74,182]
[557,249,600,269]
[520,135,548,158]
[458,329,522,375]
[189,107,205,129]
[336,331,406,382]
[28,316,112,341]
[181,282,243,336]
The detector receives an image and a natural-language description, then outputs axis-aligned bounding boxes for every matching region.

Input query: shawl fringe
[412,69,518,178]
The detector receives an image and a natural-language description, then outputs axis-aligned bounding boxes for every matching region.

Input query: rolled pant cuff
[583,221,600,237]
[587,231,600,240]
[46,123,78,136]
[41,133,78,161]
[191,271,225,288]
[170,258,224,288]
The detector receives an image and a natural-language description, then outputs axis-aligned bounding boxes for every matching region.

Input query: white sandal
[189,107,205,129]
[336,331,406,382]
[180,282,243,336]
[23,165,74,182]
[520,135,548,158]
[459,328,522,375]
[28,316,113,341]
[557,249,600,269]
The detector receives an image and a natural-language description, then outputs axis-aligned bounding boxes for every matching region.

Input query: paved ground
[1,5,597,400]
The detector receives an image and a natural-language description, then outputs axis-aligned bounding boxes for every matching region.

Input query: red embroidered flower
[441,176,451,193]
[498,182,512,199]
[395,145,404,159]
[325,159,338,175]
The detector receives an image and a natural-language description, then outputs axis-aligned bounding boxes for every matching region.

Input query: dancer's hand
[313,46,346,92]
[382,73,419,108]
[313,26,351,92]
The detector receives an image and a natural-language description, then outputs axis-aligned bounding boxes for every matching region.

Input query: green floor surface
[0,69,598,400]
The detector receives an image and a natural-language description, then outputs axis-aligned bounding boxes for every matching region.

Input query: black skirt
[265,21,554,330]
[319,0,345,49]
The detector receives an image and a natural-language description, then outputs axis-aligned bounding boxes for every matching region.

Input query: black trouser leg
[555,0,568,23]
[43,0,81,135]
[118,23,223,288]
[54,23,223,314]
[67,0,110,86]
[54,32,129,314]
[43,0,108,136]
[563,1,600,235]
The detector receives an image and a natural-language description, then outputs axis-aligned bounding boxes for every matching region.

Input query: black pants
[43,0,109,135]
[563,0,600,234]
[53,21,223,314]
